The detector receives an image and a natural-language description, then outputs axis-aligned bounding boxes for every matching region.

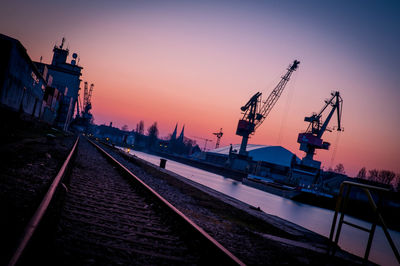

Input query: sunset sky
[1,0,399,176]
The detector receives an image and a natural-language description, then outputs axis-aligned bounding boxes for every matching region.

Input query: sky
[1,0,399,177]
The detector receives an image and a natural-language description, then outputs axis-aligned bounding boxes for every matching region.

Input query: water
[126,149,400,266]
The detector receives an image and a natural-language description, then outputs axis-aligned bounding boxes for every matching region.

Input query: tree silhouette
[357,167,367,179]
[147,122,159,149]
[334,163,345,174]
[377,170,396,185]
[368,169,379,181]
[136,120,144,135]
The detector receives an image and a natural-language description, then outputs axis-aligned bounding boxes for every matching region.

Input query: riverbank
[129,147,400,232]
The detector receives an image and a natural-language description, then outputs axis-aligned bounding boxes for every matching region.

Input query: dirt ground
[0,109,74,265]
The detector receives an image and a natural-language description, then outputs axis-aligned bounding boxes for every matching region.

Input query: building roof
[209,144,299,167]
[0,33,47,85]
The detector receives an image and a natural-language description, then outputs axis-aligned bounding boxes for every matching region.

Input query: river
[126,149,400,266]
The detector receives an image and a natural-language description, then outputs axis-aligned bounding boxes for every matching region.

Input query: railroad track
[9,136,244,265]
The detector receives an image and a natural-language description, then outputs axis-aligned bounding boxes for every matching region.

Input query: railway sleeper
[56,228,192,260]
[54,236,195,265]
[62,210,177,239]
[62,202,165,228]
[65,190,153,213]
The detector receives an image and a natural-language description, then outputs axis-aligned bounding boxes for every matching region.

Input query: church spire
[177,125,185,142]
[170,123,178,141]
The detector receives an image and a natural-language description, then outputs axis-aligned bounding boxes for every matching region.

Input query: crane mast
[82,82,94,114]
[213,128,223,149]
[297,91,343,168]
[236,60,300,156]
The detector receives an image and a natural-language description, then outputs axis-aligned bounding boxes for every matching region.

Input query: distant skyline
[1,0,399,176]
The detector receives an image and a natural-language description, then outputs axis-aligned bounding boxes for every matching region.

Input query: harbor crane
[83,82,94,115]
[192,136,212,151]
[71,82,95,133]
[213,128,223,149]
[236,60,300,156]
[297,91,343,169]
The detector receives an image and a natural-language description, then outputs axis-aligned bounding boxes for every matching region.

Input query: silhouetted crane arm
[317,92,342,138]
[254,60,299,130]
[337,97,342,131]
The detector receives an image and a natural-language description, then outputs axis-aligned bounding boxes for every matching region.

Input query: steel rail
[87,138,245,266]
[8,136,80,266]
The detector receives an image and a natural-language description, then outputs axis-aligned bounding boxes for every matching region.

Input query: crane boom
[255,60,300,130]
[236,60,300,155]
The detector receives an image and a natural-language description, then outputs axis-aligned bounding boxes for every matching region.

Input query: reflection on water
[128,149,400,266]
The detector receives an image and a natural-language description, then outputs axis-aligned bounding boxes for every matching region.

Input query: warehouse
[205,144,299,183]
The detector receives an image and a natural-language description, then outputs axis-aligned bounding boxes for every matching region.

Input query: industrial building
[35,38,83,131]
[93,122,133,145]
[0,34,47,119]
[205,144,299,183]
[0,34,85,131]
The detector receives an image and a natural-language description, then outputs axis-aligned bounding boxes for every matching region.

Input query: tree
[377,170,396,185]
[147,122,159,149]
[134,121,145,148]
[334,163,345,174]
[121,124,128,131]
[357,167,367,179]
[367,169,396,186]
[136,120,144,135]
[396,174,400,192]
[368,169,379,182]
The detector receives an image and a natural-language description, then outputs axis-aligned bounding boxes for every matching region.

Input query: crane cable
[329,130,341,169]
[277,70,298,145]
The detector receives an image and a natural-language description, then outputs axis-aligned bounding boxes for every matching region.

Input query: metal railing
[328,181,400,264]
